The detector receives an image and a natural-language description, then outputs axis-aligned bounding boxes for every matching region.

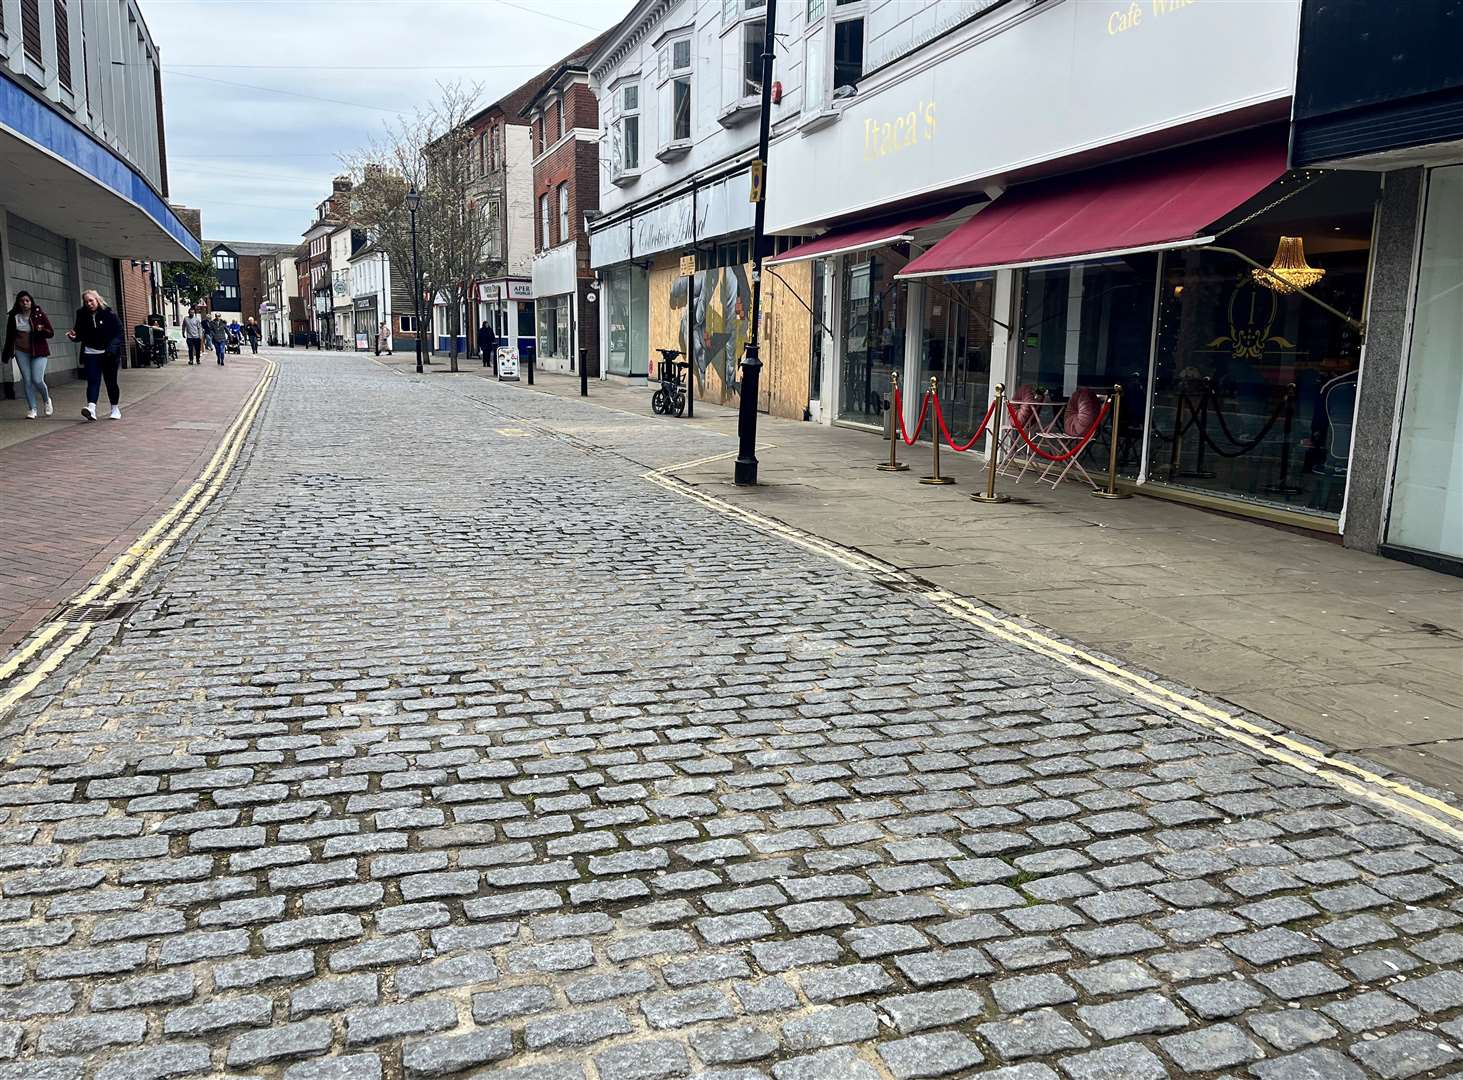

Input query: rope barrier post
[876,370,909,472]
[1092,383,1132,500]
[1168,390,1186,479]
[1266,382,1301,496]
[919,377,954,486]
[1182,378,1217,479]
[971,383,1009,504]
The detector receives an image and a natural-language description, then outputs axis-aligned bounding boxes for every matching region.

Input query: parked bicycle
[652,348,688,418]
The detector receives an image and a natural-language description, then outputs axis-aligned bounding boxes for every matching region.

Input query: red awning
[899,136,1289,279]
[767,208,957,266]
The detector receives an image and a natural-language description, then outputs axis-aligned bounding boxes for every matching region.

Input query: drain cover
[68,601,142,623]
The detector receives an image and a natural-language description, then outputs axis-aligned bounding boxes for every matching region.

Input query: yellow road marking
[643,467,1463,843]
[71,359,278,607]
[0,359,277,722]
[0,624,94,717]
[0,623,65,683]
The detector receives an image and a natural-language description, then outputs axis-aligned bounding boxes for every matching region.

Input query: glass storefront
[605,264,649,377]
[537,295,572,360]
[1387,164,1463,560]
[1147,171,1377,516]
[1016,256,1156,476]
[919,276,995,440]
[837,247,909,425]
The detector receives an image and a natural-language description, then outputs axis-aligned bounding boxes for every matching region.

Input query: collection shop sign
[765,0,1299,233]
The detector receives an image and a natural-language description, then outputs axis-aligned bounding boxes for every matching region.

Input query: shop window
[1146,170,1377,516]
[1387,164,1463,559]
[837,249,909,426]
[517,302,535,342]
[537,295,572,359]
[605,265,649,378]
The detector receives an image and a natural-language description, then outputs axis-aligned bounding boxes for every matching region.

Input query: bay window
[658,35,693,157]
[611,81,641,182]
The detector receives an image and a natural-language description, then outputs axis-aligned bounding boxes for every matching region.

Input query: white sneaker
[82,403,97,422]
[25,409,36,419]
[43,399,52,416]
[109,406,121,420]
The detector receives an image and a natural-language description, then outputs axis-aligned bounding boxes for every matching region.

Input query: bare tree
[344,82,491,373]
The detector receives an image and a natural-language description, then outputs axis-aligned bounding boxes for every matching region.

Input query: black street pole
[734,0,777,486]
[409,199,424,375]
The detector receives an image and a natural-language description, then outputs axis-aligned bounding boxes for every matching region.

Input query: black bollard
[580,348,588,397]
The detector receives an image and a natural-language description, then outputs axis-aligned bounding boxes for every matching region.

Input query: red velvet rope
[892,389,932,447]
[933,396,1000,452]
[1005,399,1112,462]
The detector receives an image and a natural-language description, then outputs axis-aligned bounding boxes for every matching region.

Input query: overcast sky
[149,0,635,245]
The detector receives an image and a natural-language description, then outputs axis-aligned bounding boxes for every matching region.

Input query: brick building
[522,33,610,376]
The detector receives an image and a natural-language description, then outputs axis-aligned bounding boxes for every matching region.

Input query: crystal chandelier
[1252,236,1325,294]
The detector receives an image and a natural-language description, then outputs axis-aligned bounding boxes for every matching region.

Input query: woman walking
[2,291,55,418]
[66,289,124,421]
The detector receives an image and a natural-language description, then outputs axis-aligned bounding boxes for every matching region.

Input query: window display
[837,249,908,426]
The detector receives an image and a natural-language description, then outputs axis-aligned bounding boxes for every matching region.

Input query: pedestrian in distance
[208,314,229,365]
[376,321,391,356]
[66,289,124,421]
[182,307,204,364]
[244,318,260,354]
[478,320,498,370]
[3,291,55,419]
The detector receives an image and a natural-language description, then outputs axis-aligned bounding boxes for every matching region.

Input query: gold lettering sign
[1109,0,1196,35]
[863,100,937,162]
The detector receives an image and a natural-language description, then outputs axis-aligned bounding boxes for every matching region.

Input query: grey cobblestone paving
[0,352,1460,1079]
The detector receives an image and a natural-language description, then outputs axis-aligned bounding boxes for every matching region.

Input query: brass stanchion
[876,370,909,472]
[971,383,1009,504]
[1093,383,1132,500]
[919,377,954,485]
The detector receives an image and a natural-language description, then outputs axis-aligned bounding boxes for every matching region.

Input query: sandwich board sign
[497,347,520,381]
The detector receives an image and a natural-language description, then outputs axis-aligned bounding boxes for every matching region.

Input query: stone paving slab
[0,353,1459,1079]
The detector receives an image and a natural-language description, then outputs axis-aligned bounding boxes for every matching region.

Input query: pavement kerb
[0,357,278,722]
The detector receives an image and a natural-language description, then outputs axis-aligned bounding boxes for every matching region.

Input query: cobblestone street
[2,349,1461,1080]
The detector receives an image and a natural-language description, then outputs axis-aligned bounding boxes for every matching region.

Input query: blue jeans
[14,350,50,410]
[213,338,226,363]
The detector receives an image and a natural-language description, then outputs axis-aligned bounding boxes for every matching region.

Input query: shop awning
[767,208,958,266]
[898,138,1288,279]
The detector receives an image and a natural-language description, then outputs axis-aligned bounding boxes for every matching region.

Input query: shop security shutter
[54,0,71,92]
[20,0,42,66]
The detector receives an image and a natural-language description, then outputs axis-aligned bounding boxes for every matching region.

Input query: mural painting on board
[668,265,752,405]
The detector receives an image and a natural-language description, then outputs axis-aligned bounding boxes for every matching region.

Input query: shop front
[477,281,537,365]
[352,297,376,351]
[897,130,1378,531]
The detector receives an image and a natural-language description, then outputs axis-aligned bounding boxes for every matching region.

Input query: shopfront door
[920,277,995,442]
[837,248,909,426]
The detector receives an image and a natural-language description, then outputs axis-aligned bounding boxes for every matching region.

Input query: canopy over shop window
[898,135,1289,279]
[766,207,960,266]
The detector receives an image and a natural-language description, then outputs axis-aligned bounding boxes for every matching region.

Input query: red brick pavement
[0,358,267,653]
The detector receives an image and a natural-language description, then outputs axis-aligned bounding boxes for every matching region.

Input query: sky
[148,0,636,245]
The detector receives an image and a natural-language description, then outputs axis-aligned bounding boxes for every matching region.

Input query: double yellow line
[644,466,1463,845]
[0,359,277,719]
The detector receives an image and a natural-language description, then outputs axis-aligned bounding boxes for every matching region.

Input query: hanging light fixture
[1252,236,1326,294]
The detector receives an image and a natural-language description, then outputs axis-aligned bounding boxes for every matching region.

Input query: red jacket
[3,306,54,360]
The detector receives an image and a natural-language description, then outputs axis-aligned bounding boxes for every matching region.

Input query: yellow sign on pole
[748,159,765,204]
[679,255,696,277]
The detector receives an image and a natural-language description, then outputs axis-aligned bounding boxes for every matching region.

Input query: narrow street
[1,349,1461,1080]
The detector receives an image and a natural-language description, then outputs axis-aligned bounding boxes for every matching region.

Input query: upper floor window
[807,0,824,19]
[20,0,43,67]
[54,0,73,93]
[741,18,767,98]
[540,193,550,249]
[723,0,765,22]
[558,183,569,243]
[484,199,501,260]
[611,82,640,180]
[214,252,236,270]
[833,7,865,92]
[659,36,693,148]
[556,97,566,141]
[491,126,502,172]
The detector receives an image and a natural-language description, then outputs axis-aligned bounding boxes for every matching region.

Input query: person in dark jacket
[244,318,260,354]
[478,320,498,369]
[207,315,229,365]
[66,290,125,421]
[3,291,55,418]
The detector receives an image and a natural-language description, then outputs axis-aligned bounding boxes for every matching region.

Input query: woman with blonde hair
[66,289,124,421]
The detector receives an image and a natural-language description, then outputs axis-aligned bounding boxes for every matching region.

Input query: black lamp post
[406,188,424,375]
[734,0,778,486]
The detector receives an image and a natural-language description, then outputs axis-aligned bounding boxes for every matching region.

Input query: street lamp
[406,188,424,375]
